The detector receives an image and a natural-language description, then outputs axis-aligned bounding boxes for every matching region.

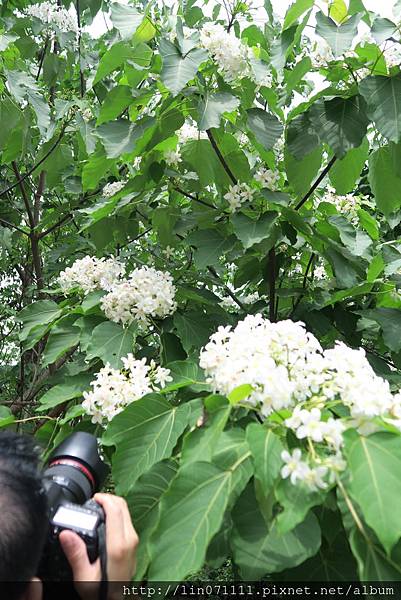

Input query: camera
[38,432,110,582]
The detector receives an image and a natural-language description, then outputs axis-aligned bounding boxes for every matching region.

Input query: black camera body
[38,432,109,582]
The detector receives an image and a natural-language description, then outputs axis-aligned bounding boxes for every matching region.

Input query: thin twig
[36,37,49,81]
[1,123,68,198]
[0,217,28,236]
[268,247,276,322]
[295,156,337,211]
[206,129,237,185]
[174,185,220,210]
[11,162,35,228]
[207,265,246,311]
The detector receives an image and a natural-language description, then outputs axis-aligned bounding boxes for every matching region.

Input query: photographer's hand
[59,493,139,600]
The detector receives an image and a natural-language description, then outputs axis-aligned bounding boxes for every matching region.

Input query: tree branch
[0,217,28,236]
[34,170,46,225]
[12,162,35,228]
[1,123,68,198]
[174,185,220,210]
[268,247,276,322]
[294,156,337,211]
[206,129,237,185]
[75,0,85,97]
[207,265,246,311]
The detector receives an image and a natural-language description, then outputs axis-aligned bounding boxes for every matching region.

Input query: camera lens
[43,432,109,506]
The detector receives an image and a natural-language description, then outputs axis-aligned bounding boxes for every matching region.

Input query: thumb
[59,530,93,580]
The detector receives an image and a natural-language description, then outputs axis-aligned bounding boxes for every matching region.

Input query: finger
[93,493,126,552]
[59,530,99,581]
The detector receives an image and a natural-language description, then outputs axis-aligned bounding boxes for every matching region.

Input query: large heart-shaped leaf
[315,11,359,56]
[86,321,137,368]
[103,395,193,494]
[148,461,231,580]
[159,39,207,96]
[110,3,144,40]
[344,430,401,554]
[246,108,283,151]
[360,75,401,143]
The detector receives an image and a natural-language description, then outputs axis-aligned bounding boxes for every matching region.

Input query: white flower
[314,265,326,280]
[317,186,360,223]
[164,149,181,167]
[303,465,328,491]
[200,23,251,82]
[224,183,255,212]
[81,108,93,122]
[384,45,401,69]
[178,122,207,144]
[281,448,310,485]
[103,181,125,198]
[58,256,124,295]
[82,357,170,423]
[254,167,280,190]
[322,417,345,450]
[311,40,334,68]
[200,314,396,423]
[25,1,78,34]
[324,452,347,483]
[295,408,325,442]
[101,266,177,325]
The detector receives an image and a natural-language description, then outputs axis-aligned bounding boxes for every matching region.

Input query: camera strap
[98,521,108,600]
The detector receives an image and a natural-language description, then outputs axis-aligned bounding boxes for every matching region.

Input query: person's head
[0,431,47,600]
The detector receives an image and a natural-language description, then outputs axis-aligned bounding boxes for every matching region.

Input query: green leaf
[159,39,207,96]
[360,308,401,352]
[231,483,321,579]
[349,529,401,580]
[275,476,326,533]
[329,0,348,22]
[86,321,137,368]
[81,149,114,191]
[198,92,240,131]
[212,429,253,506]
[246,423,284,497]
[181,139,224,187]
[329,137,369,194]
[368,144,401,216]
[246,108,283,151]
[148,461,230,580]
[344,430,401,554]
[187,229,236,269]
[0,33,18,52]
[232,211,278,249]
[18,300,62,342]
[270,25,297,71]
[93,42,134,85]
[286,112,320,160]
[104,394,192,494]
[371,17,397,45]
[227,384,253,405]
[310,96,368,159]
[285,146,322,198]
[174,311,217,353]
[37,374,93,411]
[359,75,401,143]
[325,246,360,288]
[96,117,154,159]
[0,406,15,429]
[182,396,231,465]
[42,317,80,367]
[126,460,178,580]
[315,12,359,56]
[110,3,144,40]
[283,0,314,30]
[96,86,133,125]
[164,360,208,393]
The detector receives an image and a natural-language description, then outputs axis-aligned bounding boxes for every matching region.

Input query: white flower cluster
[224,182,254,212]
[254,167,280,190]
[101,266,177,325]
[311,40,334,68]
[384,44,401,69]
[281,448,346,491]
[25,1,78,34]
[58,256,125,295]
[220,291,261,313]
[82,354,172,423]
[178,122,207,145]
[200,314,399,490]
[103,181,126,198]
[318,186,360,222]
[200,23,251,82]
[164,149,182,167]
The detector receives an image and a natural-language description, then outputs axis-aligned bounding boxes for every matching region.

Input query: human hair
[0,431,48,599]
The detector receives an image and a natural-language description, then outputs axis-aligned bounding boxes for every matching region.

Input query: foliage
[2,0,401,583]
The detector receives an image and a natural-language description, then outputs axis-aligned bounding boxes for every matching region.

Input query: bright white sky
[89,0,397,37]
